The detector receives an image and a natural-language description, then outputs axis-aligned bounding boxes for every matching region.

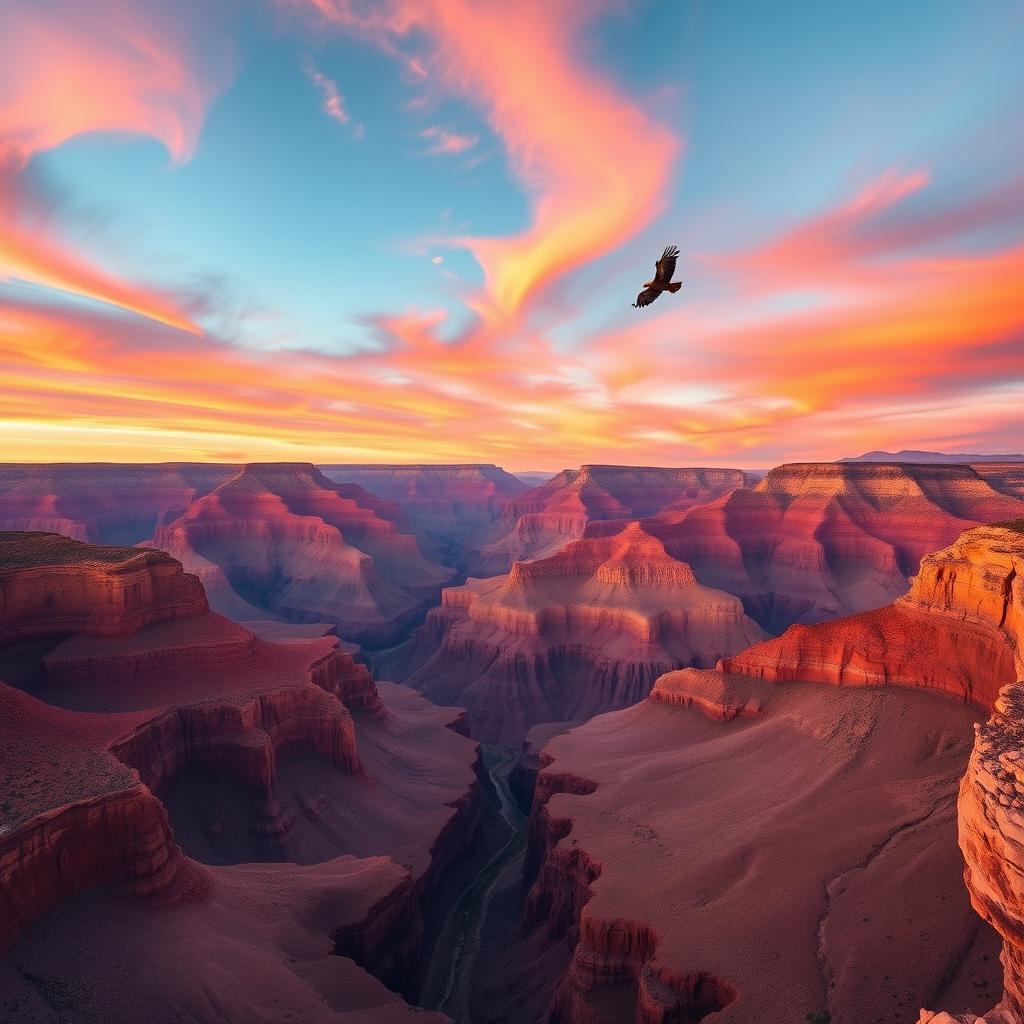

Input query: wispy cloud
[284,0,680,324]
[420,125,478,156]
[300,55,350,126]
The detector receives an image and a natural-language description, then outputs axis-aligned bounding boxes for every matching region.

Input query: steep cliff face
[320,463,528,555]
[0,532,208,643]
[382,523,766,743]
[721,522,1024,712]
[151,463,451,644]
[525,679,998,1024]
[0,531,479,1022]
[520,522,1024,1024]
[617,462,1024,633]
[0,463,236,545]
[472,465,750,574]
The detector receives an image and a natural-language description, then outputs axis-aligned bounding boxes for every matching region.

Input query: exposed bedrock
[382,523,766,743]
[590,462,1024,634]
[0,531,207,643]
[0,531,482,1021]
[721,522,1024,711]
[471,465,751,574]
[0,463,237,545]
[518,524,1024,1023]
[150,463,451,644]
[524,681,997,1024]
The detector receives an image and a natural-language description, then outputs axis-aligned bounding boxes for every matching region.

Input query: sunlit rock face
[150,463,452,644]
[469,464,752,575]
[592,462,1024,633]
[381,521,766,743]
[0,531,478,1022]
[520,521,1024,1024]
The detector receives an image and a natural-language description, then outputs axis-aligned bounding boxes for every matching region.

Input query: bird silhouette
[632,245,681,308]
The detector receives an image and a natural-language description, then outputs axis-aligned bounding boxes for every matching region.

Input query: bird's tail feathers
[667,281,682,293]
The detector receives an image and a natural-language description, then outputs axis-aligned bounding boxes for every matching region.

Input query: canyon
[380,522,767,743]
[0,530,479,1022]
[587,461,1024,632]
[149,463,453,645]
[522,519,1024,1023]
[3,462,1024,1024]
[470,465,752,574]
[321,464,530,566]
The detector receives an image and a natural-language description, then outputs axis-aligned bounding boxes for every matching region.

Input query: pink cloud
[420,125,478,156]
[283,0,681,322]
[301,55,351,126]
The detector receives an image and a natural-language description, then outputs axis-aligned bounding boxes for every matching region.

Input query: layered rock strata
[0,531,478,1021]
[151,463,451,644]
[383,522,766,743]
[594,462,1024,633]
[472,465,750,574]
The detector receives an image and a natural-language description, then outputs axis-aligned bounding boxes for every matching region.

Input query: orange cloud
[0,0,232,330]
[286,0,680,322]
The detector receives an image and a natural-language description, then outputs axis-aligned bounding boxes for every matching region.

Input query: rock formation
[521,520,1024,1023]
[382,522,766,743]
[471,464,751,574]
[320,463,528,565]
[151,463,452,644]
[0,531,478,1022]
[0,463,236,544]
[599,461,1024,633]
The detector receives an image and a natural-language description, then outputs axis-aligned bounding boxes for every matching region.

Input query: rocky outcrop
[0,463,236,545]
[519,521,1024,1023]
[0,532,207,643]
[0,531,479,1022]
[151,463,451,644]
[472,465,750,574]
[721,522,1024,711]
[605,462,1024,633]
[524,676,998,1023]
[382,523,767,743]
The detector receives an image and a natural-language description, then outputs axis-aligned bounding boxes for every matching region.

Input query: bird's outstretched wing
[655,244,679,284]
[633,287,660,308]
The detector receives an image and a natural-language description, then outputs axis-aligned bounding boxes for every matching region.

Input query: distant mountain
[843,449,1024,463]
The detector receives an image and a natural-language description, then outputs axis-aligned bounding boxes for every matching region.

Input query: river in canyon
[419,745,531,1023]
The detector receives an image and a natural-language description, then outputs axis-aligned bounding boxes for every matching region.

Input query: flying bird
[632,244,682,308]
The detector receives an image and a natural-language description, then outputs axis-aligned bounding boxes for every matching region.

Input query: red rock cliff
[382,522,766,743]
[472,464,750,574]
[608,461,1024,634]
[0,531,207,643]
[151,463,451,644]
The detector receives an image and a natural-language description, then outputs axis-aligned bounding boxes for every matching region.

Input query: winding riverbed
[419,745,530,1024]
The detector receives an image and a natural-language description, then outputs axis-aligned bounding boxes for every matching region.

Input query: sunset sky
[1,0,1023,470]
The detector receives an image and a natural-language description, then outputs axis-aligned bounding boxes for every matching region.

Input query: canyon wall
[320,463,528,558]
[383,522,766,743]
[151,463,452,644]
[0,531,478,1022]
[0,532,208,643]
[521,520,1024,1023]
[0,463,236,545]
[471,464,751,574]
[597,462,1024,633]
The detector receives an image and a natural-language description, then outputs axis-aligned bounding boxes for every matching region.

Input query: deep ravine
[419,745,530,1023]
